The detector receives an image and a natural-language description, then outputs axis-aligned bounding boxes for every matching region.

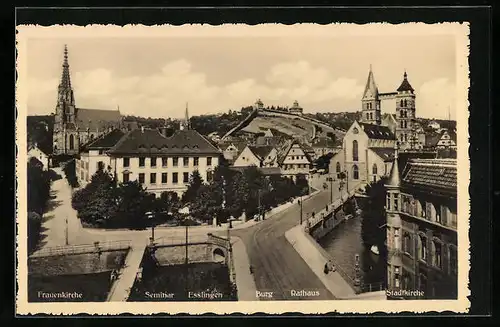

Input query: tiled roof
[370,147,395,162]
[248,145,275,161]
[396,72,415,92]
[401,159,457,192]
[86,129,125,150]
[359,123,396,140]
[75,108,121,132]
[108,128,221,156]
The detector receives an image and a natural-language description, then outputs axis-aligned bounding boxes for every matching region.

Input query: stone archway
[213,248,226,263]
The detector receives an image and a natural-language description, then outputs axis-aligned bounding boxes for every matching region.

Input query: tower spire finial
[60,44,72,89]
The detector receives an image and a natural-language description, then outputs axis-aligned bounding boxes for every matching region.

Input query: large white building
[76,110,222,197]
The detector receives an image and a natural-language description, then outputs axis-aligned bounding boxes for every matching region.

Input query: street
[228,179,346,301]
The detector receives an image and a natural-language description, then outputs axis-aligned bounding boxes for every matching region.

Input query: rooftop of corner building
[107,128,221,155]
[401,158,457,191]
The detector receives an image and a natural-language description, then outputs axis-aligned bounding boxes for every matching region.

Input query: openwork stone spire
[59,44,72,89]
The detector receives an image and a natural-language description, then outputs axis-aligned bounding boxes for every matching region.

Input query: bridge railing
[305,182,365,230]
[151,234,208,247]
[30,240,132,258]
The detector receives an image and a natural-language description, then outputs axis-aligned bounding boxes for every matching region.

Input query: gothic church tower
[53,45,79,155]
[395,71,416,150]
[361,65,382,125]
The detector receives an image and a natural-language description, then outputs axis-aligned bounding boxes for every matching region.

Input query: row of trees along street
[27,158,53,254]
[70,162,310,229]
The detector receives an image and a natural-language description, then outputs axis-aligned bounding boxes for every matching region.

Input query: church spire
[386,143,401,188]
[362,65,379,100]
[60,44,72,89]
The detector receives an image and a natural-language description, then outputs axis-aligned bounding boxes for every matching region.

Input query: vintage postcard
[16,22,470,315]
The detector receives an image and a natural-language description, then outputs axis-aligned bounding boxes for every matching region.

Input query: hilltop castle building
[52,45,122,155]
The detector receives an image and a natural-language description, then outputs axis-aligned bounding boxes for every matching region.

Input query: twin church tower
[361,66,417,149]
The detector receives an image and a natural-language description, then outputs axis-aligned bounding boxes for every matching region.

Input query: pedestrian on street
[329,260,336,272]
[249,265,254,274]
[324,262,329,275]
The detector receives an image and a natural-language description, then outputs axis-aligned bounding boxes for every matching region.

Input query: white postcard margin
[15,22,471,315]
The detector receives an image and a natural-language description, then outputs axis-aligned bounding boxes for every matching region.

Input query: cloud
[418,78,456,120]
[26,59,369,118]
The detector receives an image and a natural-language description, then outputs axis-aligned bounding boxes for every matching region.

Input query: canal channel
[317,214,386,291]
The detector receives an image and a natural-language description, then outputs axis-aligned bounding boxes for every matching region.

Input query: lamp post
[327,175,334,204]
[145,212,155,245]
[65,217,69,245]
[299,198,303,225]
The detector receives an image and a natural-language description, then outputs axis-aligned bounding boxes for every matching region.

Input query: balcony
[399,206,457,232]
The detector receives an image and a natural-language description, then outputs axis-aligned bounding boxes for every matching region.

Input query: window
[68,134,75,150]
[404,134,407,142]
[366,113,370,120]
[394,266,400,288]
[418,234,427,261]
[400,99,404,107]
[162,157,168,167]
[432,240,442,269]
[400,120,404,128]
[404,99,408,107]
[426,202,435,221]
[352,164,359,180]
[394,196,399,211]
[372,164,378,175]
[161,172,167,184]
[150,157,157,167]
[207,157,212,166]
[394,228,400,250]
[183,157,189,167]
[138,173,145,184]
[403,233,412,256]
[449,246,457,275]
[123,157,130,168]
[352,140,358,161]
[139,157,145,167]
[173,157,178,167]
[150,173,156,184]
[193,157,199,166]
[172,172,178,184]
[183,172,189,183]
[336,162,341,173]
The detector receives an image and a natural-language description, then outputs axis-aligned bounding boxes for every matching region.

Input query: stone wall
[28,250,129,277]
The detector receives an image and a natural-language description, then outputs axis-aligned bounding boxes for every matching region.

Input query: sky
[22,24,460,120]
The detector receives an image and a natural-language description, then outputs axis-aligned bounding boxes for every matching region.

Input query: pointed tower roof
[362,65,379,100]
[386,143,401,188]
[59,44,72,89]
[184,102,190,130]
[397,71,414,92]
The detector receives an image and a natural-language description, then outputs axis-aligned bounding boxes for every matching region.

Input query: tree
[326,132,337,144]
[153,191,181,223]
[71,167,117,226]
[295,174,309,196]
[361,178,387,255]
[112,181,153,229]
[62,159,79,188]
[182,170,204,204]
[28,211,42,255]
[27,159,51,215]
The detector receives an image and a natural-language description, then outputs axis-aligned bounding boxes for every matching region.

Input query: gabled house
[233,145,278,168]
[277,140,313,180]
[27,143,50,170]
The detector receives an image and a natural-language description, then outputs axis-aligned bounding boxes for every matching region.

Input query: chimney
[141,126,145,133]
